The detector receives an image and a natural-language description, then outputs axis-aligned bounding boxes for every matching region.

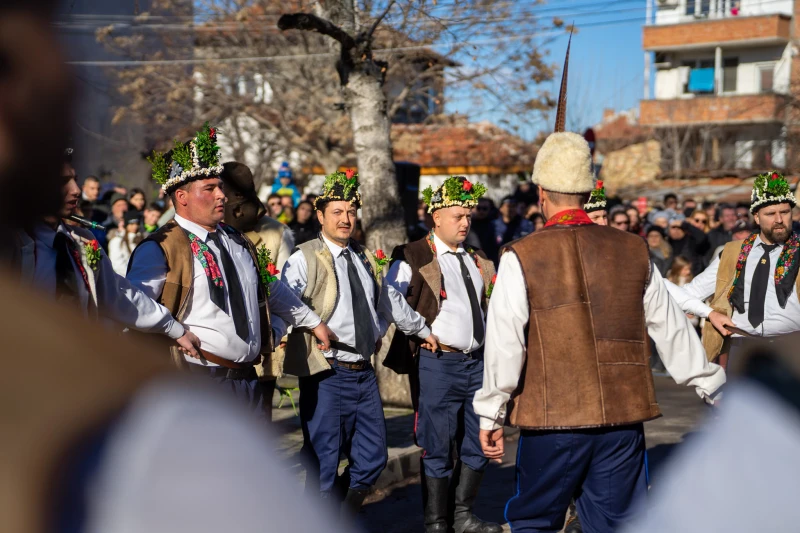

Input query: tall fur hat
[531,28,594,195]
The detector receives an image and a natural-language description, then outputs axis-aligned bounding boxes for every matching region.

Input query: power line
[66,15,646,67]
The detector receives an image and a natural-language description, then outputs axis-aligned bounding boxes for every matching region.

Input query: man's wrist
[166,321,185,340]
[479,417,504,431]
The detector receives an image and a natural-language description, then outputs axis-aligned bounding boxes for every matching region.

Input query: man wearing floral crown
[472,34,725,533]
[127,123,334,412]
[584,180,608,226]
[384,176,500,533]
[281,169,439,518]
[19,147,202,355]
[667,171,800,369]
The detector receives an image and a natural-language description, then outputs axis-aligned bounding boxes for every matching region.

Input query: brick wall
[643,14,790,49]
[640,94,786,126]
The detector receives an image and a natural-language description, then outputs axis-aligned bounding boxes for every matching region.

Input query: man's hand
[709,311,736,336]
[420,334,439,352]
[176,330,201,359]
[312,322,337,351]
[375,337,383,354]
[479,428,504,463]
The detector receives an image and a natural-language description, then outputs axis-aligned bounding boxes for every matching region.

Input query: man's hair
[145,202,163,213]
[719,203,736,213]
[83,175,100,185]
[609,206,628,220]
[543,189,590,206]
[683,197,696,204]
[664,193,678,203]
[268,193,281,202]
[316,198,360,213]
[168,181,193,205]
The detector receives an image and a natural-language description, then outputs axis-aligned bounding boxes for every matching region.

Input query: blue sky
[446,1,647,141]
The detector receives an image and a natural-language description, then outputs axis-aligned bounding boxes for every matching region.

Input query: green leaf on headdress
[195,121,220,168]
[147,150,169,185]
[172,139,192,171]
[755,171,792,198]
[421,186,434,206]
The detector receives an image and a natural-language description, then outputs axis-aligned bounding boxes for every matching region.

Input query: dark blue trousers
[188,365,265,415]
[417,348,488,478]
[299,363,387,494]
[506,425,646,533]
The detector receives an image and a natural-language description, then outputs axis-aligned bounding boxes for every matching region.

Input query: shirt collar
[754,234,781,252]
[174,214,220,242]
[33,221,69,248]
[432,231,464,257]
[321,233,350,257]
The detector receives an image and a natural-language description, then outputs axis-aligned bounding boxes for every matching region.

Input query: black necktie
[208,232,249,342]
[53,232,80,306]
[451,252,485,345]
[748,242,780,329]
[342,249,375,359]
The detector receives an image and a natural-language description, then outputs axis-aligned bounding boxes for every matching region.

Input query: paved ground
[358,376,715,533]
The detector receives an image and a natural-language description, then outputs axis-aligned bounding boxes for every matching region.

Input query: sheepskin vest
[504,224,660,430]
[283,237,382,377]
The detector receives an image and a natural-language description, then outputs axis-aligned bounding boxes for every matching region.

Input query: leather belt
[189,364,256,381]
[198,349,256,370]
[438,342,464,353]
[326,358,370,371]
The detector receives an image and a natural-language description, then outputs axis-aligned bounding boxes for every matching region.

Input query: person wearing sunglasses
[689,209,710,233]
[609,207,630,231]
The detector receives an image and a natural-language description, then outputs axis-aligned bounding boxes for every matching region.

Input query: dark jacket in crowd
[469,218,499,264]
[706,226,733,262]
[494,216,534,247]
[669,222,710,275]
[289,220,318,246]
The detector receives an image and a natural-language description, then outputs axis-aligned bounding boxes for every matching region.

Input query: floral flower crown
[148,122,223,193]
[422,176,487,214]
[314,168,362,210]
[584,180,607,213]
[750,171,797,213]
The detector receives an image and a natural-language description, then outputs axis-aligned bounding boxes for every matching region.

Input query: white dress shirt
[108,233,139,276]
[127,215,320,365]
[666,235,800,337]
[30,222,184,339]
[473,252,726,431]
[386,232,485,353]
[282,234,430,363]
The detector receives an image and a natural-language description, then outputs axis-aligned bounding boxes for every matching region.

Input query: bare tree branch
[366,0,397,41]
[278,13,355,49]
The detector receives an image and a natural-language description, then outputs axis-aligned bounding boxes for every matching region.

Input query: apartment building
[640,0,797,174]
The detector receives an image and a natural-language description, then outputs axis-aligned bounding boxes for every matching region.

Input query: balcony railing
[640,93,786,126]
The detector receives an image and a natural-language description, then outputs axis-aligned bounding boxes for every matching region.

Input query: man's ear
[316,209,324,225]
[233,203,245,220]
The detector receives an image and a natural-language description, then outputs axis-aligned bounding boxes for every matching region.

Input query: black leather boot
[423,475,449,533]
[452,465,502,533]
[342,487,369,522]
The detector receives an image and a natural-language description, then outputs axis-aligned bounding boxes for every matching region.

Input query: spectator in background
[494,196,533,246]
[608,207,630,232]
[76,199,107,248]
[664,192,679,213]
[667,255,700,332]
[270,161,302,207]
[468,197,499,262]
[529,212,546,232]
[513,178,538,206]
[703,201,720,230]
[650,210,670,229]
[128,187,146,213]
[408,199,431,242]
[711,219,755,259]
[142,203,163,235]
[108,211,143,275]
[267,193,283,219]
[682,198,697,217]
[667,213,708,275]
[82,175,100,203]
[278,196,294,225]
[735,202,750,221]
[102,193,129,232]
[689,209,710,233]
[793,206,800,233]
[626,205,643,235]
[706,203,737,262]
[290,200,319,246]
[647,225,673,276]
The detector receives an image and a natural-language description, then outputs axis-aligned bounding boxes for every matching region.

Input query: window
[752,141,772,168]
[686,0,711,16]
[683,59,715,94]
[759,65,774,93]
[723,57,738,93]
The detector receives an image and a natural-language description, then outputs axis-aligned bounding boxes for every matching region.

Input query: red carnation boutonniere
[486,273,497,299]
[84,240,101,271]
[209,127,216,138]
[440,288,447,300]
[256,244,279,296]
[374,249,390,269]
[345,168,356,180]
[463,180,473,192]
[771,172,779,181]
[597,180,604,189]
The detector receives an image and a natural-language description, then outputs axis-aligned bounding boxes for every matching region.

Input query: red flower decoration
[345,168,356,180]
[597,180,604,189]
[267,263,279,276]
[91,240,99,251]
[375,249,386,260]
[463,180,473,192]
[771,172,779,180]
[491,273,497,284]
[209,127,216,138]
[440,288,447,299]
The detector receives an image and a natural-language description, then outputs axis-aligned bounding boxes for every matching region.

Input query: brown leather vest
[505,224,660,430]
[384,236,495,375]
[128,219,272,366]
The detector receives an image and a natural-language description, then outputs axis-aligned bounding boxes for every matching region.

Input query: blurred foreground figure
[623,338,800,533]
[0,3,346,532]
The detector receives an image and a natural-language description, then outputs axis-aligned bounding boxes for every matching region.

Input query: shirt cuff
[479,416,504,431]
[165,320,185,340]
[416,325,431,340]
[296,310,322,330]
[698,303,714,319]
